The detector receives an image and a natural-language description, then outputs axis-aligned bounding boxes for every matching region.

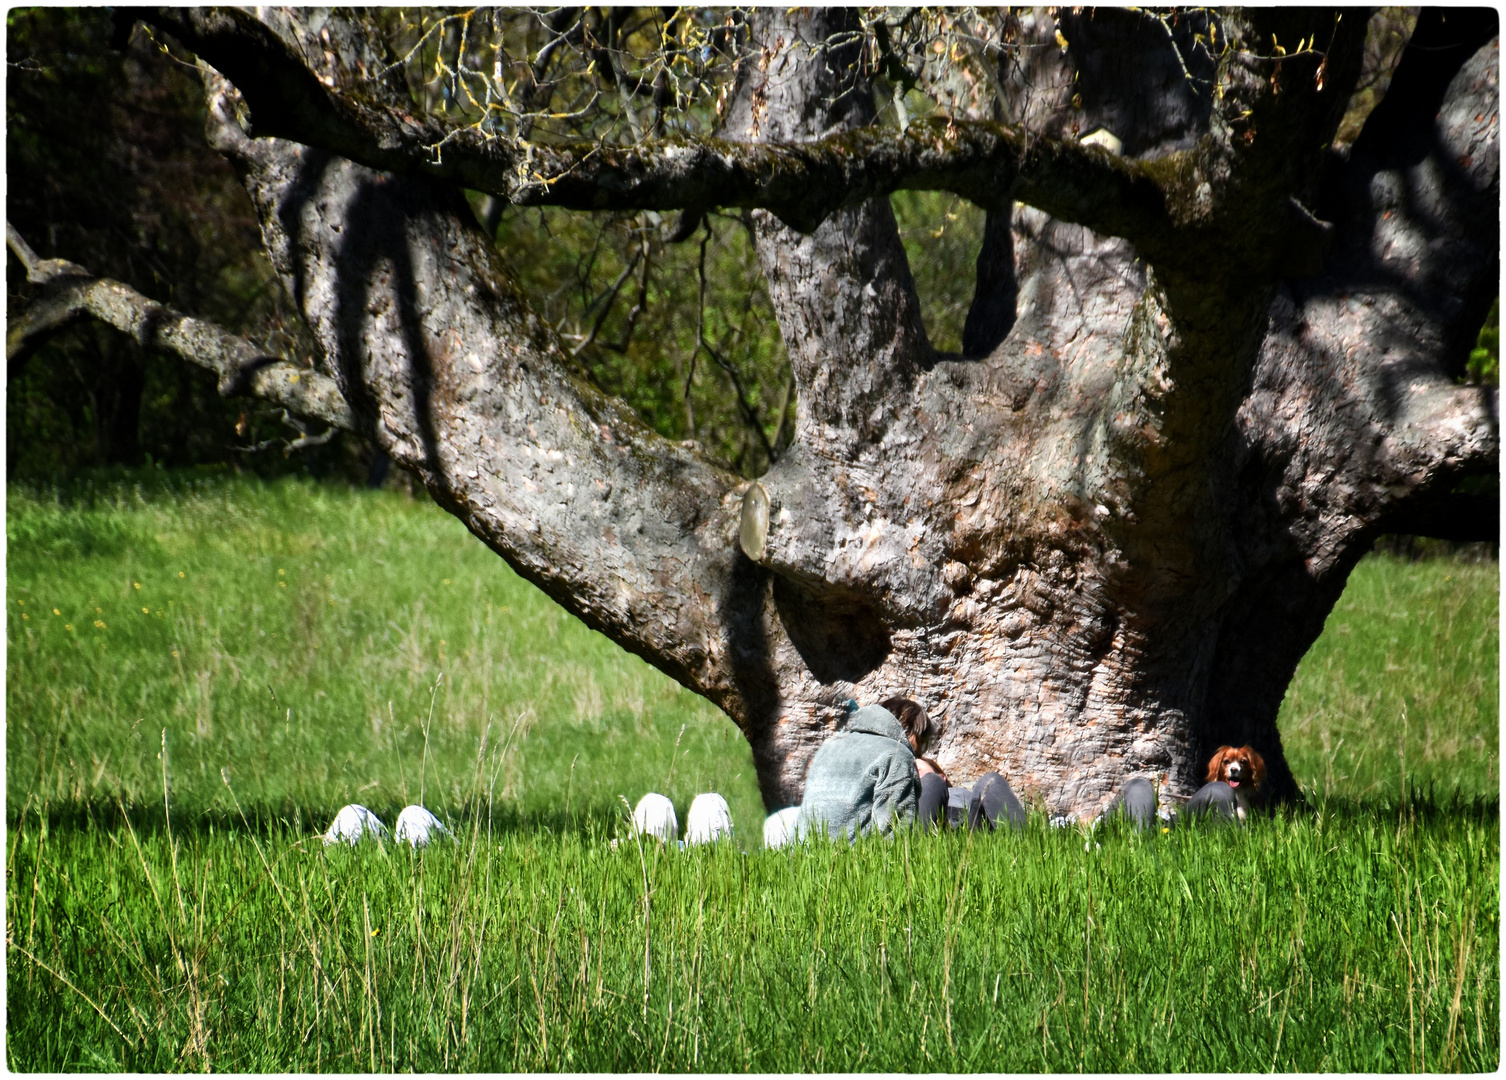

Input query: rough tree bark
[13,7,1497,817]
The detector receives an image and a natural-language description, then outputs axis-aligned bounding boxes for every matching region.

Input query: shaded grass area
[6,469,766,836]
[6,471,1499,1071]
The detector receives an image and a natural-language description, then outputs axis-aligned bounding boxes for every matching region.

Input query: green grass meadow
[6,471,1500,1071]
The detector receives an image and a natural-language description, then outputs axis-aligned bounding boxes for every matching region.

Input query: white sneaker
[685,793,734,845]
[323,804,388,846]
[394,805,451,847]
[762,806,801,850]
[632,792,678,842]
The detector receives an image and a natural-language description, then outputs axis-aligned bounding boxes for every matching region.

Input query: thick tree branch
[1196,25,1499,791]
[505,118,1170,243]
[961,207,1017,358]
[189,70,801,749]
[717,8,957,627]
[6,222,354,432]
[1217,10,1372,191]
[137,7,1173,249]
[1241,27,1498,565]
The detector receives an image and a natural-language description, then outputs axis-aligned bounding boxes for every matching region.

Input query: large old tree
[9,7,1497,817]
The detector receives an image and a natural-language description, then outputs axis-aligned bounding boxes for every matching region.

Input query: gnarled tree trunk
[14,7,1496,818]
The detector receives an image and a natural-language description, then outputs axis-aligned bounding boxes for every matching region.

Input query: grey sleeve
[870,752,921,835]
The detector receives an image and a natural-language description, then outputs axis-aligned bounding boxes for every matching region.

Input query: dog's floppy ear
[1246,746,1267,790]
[1205,746,1233,784]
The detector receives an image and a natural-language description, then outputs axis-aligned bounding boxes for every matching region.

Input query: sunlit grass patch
[6,470,1498,1071]
[7,793,1496,1072]
[1280,552,1498,801]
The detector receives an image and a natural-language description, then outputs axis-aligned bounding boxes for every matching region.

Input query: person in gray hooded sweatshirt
[796,702,921,841]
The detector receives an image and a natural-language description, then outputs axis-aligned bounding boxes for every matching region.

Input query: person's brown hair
[881,696,939,753]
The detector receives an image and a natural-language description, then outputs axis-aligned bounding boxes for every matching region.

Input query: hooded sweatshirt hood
[846,704,908,744]
[796,704,919,841]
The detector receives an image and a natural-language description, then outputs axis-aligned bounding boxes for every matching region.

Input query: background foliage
[6,9,985,484]
[4,9,337,478]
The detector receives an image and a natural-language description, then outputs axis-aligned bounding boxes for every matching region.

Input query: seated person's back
[797,703,921,840]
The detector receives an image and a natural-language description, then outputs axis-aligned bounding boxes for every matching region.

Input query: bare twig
[572,245,643,357]
[6,222,354,433]
[604,231,653,354]
[136,8,1174,249]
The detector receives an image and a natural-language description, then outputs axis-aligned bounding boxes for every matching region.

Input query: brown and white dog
[1206,745,1267,822]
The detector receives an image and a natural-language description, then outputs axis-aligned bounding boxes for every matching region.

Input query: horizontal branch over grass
[138,7,1172,245]
[6,224,354,432]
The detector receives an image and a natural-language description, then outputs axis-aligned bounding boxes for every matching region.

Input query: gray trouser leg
[1185,780,1237,822]
[918,773,948,831]
[970,771,1026,830]
[1103,777,1157,830]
